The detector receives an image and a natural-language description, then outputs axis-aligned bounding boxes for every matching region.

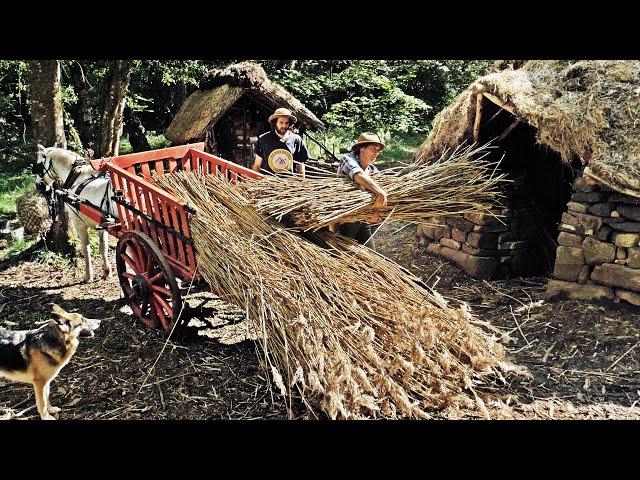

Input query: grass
[376,132,426,168]
[33,247,73,268]
[0,238,37,261]
[0,169,34,216]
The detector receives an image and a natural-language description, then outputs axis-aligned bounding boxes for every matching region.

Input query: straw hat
[350,132,386,151]
[268,107,297,125]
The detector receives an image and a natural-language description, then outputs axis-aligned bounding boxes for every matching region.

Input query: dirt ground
[2,223,640,420]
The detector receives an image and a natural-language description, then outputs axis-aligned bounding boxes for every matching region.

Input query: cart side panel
[103,144,260,282]
[105,162,196,279]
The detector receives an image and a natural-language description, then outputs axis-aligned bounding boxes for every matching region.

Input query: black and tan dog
[0,304,100,420]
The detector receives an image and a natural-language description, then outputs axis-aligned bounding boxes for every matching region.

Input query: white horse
[34,144,119,282]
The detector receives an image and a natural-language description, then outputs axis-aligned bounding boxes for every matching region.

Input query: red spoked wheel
[116,231,182,333]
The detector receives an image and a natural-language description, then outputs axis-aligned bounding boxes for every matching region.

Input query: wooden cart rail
[103,143,263,280]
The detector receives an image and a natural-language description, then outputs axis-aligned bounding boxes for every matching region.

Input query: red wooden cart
[75,142,263,332]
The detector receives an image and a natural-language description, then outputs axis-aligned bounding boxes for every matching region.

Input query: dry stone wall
[545,176,640,306]
[416,206,541,279]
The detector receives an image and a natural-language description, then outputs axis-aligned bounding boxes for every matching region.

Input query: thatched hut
[165,62,324,168]
[414,60,640,305]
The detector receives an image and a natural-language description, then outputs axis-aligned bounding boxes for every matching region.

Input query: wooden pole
[498,118,521,141]
[472,94,484,142]
[482,92,516,115]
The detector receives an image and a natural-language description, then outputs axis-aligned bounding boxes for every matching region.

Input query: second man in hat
[252,107,309,178]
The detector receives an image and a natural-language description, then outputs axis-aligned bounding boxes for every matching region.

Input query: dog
[0,304,101,420]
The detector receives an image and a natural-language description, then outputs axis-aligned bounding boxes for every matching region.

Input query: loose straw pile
[157,171,521,419]
[241,142,508,231]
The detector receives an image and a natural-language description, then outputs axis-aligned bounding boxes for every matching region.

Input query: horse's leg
[100,229,111,279]
[71,213,93,283]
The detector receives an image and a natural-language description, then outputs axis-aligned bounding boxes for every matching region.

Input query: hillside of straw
[156,171,525,419]
[415,60,640,193]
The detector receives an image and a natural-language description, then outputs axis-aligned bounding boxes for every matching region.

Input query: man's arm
[252,154,263,172]
[295,162,305,180]
[353,172,388,207]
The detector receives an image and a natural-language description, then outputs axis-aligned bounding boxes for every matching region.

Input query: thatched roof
[166,62,324,144]
[415,60,640,194]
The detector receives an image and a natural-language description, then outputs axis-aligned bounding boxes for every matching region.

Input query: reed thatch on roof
[166,62,324,145]
[415,60,640,194]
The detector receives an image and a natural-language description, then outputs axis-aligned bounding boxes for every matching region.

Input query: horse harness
[41,154,112,223]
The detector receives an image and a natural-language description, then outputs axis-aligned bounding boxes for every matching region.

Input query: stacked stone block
[546,176,640,306]
[416,206,540,279]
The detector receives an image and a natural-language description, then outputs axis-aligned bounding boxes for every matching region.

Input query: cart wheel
[116,231,182,332]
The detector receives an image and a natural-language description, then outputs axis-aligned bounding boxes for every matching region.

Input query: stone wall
[545,176,640,306]
[416,206,542,279]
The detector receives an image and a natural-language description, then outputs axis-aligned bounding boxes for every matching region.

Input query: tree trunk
[69,61,95,151]
[63,109,84,152]
[99,60,133,157]
[27,60,67,148]
[124,105,150,152]
[27,60,74,255]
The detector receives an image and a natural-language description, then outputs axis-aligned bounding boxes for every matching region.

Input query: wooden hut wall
[208,95,272,168]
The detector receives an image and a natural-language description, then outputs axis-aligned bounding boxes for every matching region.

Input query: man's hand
[370,212,381,223]
[372,190,388,208]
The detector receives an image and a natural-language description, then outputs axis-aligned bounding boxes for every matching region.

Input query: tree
[27,60,67,149]
[124,104,150,152]
[26,60,74,255]
[98,60,133,157]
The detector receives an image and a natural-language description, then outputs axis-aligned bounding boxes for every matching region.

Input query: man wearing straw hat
[252,107,309,178]
[334,132,388,249]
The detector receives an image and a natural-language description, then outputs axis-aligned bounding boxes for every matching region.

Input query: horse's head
[32,144,55,186]
[32,143,80,187]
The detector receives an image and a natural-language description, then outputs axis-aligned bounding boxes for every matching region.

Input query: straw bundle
[16,188,52,237]
[157,171,518,419]
[241,143,507,231]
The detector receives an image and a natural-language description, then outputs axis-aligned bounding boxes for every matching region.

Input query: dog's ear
[50,303,67,317]
[50,304,71,332]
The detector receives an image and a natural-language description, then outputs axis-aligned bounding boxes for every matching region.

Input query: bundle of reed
[157,171,519,419]
[241,143,508,231]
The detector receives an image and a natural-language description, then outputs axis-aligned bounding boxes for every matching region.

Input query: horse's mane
[45,147,94,175]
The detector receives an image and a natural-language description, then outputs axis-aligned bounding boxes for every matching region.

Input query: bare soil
[2,223,640,420]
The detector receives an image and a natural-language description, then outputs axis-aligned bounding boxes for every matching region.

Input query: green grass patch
[33,247,73,268]
[119,136,133,154]
[148,132,171,150]
[0,169,35,216]
[376,132,425,168]
[0,238,37,262]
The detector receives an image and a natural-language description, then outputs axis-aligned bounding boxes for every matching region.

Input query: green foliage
[120,131,171,155]
[119,136,132,155]
[127,60,227,131]
[3,58,493,174]
[0,60,35,167]
[375,132,426,168]
[265,60,492,137]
